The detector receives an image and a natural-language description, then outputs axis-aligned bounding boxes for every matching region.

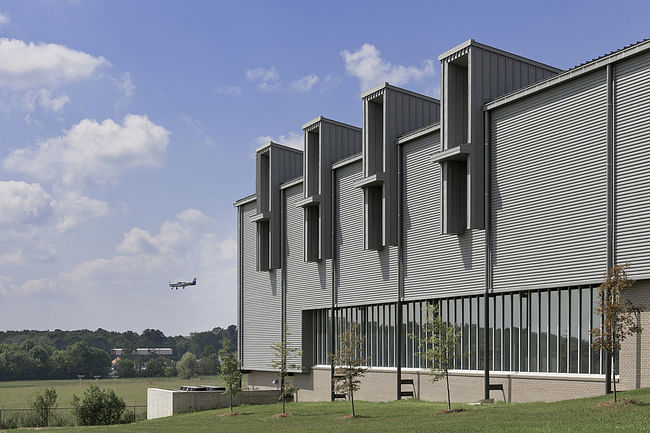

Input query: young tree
[219,346,242,413]
[176,352,198,379]
[31,387,57,427]
[71,385,126,426]
[591,263,643,402]
[270,327,302,415]
[412,303,464,411]
[330,324,368,418]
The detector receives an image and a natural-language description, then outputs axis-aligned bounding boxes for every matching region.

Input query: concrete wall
[147,388,281,419]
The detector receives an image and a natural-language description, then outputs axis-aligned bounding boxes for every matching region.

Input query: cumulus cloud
[4,114,170,186]
[246,66,280,91]
[0,38,109,89]
[340,43,435,91]
[22,88,70,112]
[0,181,54,226]
[290,74,320,92]
[54,192,109,233]
[255,131,303,151]
[214,85,241,96]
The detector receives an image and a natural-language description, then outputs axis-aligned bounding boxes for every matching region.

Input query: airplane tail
[192,278,197,285]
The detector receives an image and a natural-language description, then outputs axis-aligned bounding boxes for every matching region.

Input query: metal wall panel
[284,183,332,367]
[401,131,485,299]
[615,53,650,278]
[336,161,398,305]
[241,201,282,370]
[491,70,608,291]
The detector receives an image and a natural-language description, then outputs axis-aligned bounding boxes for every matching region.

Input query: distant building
[234,38,650,403]
[111,348,173,356]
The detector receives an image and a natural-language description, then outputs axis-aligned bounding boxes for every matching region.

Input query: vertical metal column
[483,109,492,401]
[396,140,403,400]
[605,63,615,395]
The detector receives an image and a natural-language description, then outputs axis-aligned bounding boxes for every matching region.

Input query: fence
[0,405,147,429]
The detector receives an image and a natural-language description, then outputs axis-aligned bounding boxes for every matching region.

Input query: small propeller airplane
[169,278,197,290]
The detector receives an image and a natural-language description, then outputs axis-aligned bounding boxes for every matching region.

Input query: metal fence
[0,405,147,429]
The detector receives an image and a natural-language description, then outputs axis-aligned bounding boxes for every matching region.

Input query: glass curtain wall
[311,286,608,375]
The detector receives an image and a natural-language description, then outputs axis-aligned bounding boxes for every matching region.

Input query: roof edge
[255,140,304,154]
[360,82,439,103]
[302,115,362,132]
[397,122,441,144]
[233,194,256,207]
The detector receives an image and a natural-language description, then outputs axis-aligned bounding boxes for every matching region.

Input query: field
[7,387,650,433]
[0,376,229,409]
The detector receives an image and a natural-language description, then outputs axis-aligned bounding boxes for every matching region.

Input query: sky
[0,0,648,335]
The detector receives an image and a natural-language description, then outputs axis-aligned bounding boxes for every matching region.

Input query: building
[234,39,650,403]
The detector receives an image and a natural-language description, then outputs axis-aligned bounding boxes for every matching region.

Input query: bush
[176,352,198,379]
[71,384,126,426]
[31,387,58,427]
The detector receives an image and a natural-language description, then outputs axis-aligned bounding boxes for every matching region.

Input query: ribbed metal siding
[615,54,650,278]
[284,183,332,367]
[336,161,398,305]
[241,202,281,370]
[491,70,608,291]
[401,131,485,299]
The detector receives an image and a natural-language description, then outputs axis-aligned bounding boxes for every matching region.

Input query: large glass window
[559,289,569,373]
[530,291,538,372]
[495,295,503,371]
[549,290,558,372]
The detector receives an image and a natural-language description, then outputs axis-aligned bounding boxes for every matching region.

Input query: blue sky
[0,0,648,335]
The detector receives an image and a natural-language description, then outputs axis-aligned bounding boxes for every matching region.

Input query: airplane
[169,278,197,290]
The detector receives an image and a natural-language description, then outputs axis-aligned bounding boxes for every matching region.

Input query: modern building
[234,39,650,403]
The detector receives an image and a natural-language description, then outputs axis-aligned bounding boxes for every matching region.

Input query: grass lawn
[0,375,238,409]
[11,387,650,433]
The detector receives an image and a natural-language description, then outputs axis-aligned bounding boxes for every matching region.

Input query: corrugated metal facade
[401,130,485,299]
[284,182,332,367]
[615,53,650,279]
[336,160,398,305]
[490,69,608,291]
[241,201,282,370]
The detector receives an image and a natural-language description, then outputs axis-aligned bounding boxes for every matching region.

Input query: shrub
[71,384,126,426]
[31,387,58,427]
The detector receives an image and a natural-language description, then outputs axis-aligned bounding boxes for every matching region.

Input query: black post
[483,109,492,401]
[605,63,614,395]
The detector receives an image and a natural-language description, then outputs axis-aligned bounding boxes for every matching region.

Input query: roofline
[438,39,562,73]
[397,122,441,144]
[331,153,362,170]
[302,115,362,132]
[233,194,256,207]
[280,176,303,190]
[485,39,650,111]
[254,140,304,154]
[360,82,440,104]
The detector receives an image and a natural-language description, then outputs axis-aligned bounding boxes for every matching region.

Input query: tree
[145,357,168,377]
[219,345,242,413]
[31,387,57,427]
[330,324,368,417]
[116,359,135,378]
[412,303,464,411]
[591,263,643,402]
[197,353,220,376]
[270,327,302,415]
[176,352,198,379]
[71,385,126,426]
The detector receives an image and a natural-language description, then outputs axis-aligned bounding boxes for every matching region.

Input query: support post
[483,109,492,401]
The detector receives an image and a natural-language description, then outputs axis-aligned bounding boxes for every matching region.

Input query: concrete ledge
[147,388,281,419]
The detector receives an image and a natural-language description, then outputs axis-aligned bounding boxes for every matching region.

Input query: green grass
[0,376,232,409]
[10,387,650,433]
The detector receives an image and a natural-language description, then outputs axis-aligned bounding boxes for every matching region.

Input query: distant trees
[116,359,136,378]
[177,352,198,379]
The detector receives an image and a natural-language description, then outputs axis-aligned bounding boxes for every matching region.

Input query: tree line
[0,326,237,381]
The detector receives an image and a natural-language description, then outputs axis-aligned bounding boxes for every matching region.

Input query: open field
[11,387,650,433]
[0,376,234,409]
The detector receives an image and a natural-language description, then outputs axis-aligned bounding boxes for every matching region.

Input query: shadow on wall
[457,230,473,270]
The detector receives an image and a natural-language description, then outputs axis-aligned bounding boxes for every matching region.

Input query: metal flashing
[485,39,650,111]
[430,144,472,163]
[331,153,363,170]
[360,82,439,103]
[353,172,385,188]
[302,115,362,132]
[249,212,270,222]
[279,176,303,190]
[396,122,441,144]
[255,140,304,154]
[233,194,256,207]
[295,195,321,208]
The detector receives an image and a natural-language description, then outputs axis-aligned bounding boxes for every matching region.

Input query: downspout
[238,206,244,365]
[330,168,337,401]
[396,141,404,400]
[280,188,287,394]
[605,63,615,394]
[483,109,492,401]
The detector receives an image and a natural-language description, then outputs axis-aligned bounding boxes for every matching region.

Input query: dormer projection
[296,117,361,261]
[355,83,440,249]
[252,142,303,271]
[435,40,561,234]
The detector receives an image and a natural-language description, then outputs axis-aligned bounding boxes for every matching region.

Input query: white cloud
[115,72,135,98]
[246,66,280,91]
[214,85,241,96]
[0,38,109,89]
[22,88,70,112]
[340,43,436,91]
[4,114,170,186]
[54,192,109,233]
[0,181,54,226]
[0,13,9,26]
[256,131,303,151]
[290,74,320,92]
